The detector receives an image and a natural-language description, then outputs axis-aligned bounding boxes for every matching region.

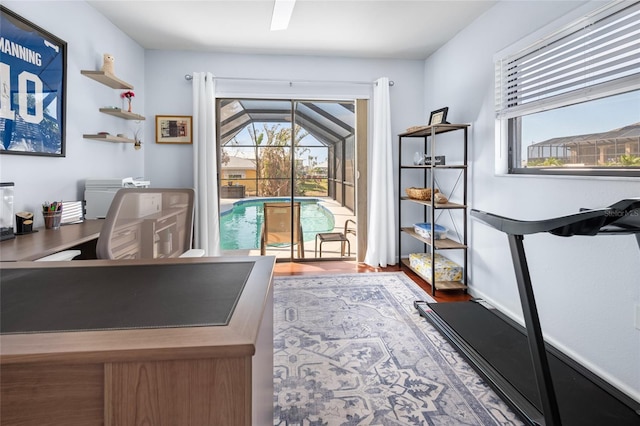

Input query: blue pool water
[220,198,335,250]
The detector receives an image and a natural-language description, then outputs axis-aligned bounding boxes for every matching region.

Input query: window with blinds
[496,1,640,176]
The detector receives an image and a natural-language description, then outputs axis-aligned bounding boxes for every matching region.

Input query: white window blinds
[495,1,640,119]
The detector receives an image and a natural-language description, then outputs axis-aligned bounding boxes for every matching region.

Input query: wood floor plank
[273,260,472,303]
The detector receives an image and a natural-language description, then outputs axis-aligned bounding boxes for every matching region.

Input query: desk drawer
[113,244,140,260]
[154,216,177,233]
[112,222,141,259]
[112,223,139,245]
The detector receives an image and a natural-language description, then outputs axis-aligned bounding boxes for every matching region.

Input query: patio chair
[260,202,304,258]
[315,219,356,258]
[96,188,205,259]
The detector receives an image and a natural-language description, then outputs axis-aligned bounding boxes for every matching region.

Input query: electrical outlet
[636,304,640,330]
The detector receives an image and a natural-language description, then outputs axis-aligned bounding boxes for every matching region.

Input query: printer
[84,177,151,219]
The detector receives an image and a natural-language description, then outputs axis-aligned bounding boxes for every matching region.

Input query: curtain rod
[184,74,394,86]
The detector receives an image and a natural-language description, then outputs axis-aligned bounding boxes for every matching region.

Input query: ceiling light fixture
[270,0,297,31]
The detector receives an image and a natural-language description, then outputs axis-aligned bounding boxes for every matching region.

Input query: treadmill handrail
[470,198,640,237]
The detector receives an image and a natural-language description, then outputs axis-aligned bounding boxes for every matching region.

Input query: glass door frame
[217,97,365,261]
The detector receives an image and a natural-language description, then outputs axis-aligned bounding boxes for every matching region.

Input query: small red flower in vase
[121,90,135,112]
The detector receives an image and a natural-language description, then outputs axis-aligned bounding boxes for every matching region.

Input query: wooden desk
[0,256,275,426]
[0,220,103,261]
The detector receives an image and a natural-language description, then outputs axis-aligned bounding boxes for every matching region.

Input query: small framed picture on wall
[155,115,193,144]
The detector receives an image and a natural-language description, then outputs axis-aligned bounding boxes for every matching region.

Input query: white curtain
[364,77,396,267]
[192,72,221,256]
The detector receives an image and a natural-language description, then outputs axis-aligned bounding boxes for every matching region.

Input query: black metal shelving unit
[398,123,469,295]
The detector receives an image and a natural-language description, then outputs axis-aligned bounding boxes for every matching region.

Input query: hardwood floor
[273,260,471,303]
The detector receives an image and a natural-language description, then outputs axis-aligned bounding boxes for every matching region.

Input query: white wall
[142,50,425,201]
[424,1,640,400]
[0,1,144,226]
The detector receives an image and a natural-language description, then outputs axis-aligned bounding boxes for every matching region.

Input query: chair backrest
[262,202,302,245]
[344,219,356,236]
[96,188,195,260]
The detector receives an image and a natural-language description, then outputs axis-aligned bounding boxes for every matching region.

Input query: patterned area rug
[273,272,523,426]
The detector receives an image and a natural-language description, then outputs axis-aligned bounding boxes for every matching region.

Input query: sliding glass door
[218,98,359,261]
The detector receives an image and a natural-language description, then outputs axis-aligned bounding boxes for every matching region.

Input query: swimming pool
[220,198,335,250]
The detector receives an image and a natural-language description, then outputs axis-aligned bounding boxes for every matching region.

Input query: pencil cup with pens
[42,201,63,230]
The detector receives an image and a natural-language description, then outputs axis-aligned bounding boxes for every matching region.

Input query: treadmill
[415,198,640,426]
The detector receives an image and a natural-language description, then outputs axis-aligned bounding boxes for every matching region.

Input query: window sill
[495,171,640,182]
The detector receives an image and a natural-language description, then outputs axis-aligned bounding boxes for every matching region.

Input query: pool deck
[219,196,357,259]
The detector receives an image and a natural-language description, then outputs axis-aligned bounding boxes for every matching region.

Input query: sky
[521,90,640,146]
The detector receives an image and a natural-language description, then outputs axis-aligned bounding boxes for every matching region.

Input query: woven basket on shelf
[405,187,439,200]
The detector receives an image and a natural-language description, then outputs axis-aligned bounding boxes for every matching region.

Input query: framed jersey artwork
[0,6,67,157]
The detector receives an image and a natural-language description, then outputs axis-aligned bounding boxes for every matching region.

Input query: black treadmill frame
[418,199,640,426]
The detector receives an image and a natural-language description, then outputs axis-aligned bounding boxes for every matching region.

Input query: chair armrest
[35,250,82,262]
[179,249,206,258]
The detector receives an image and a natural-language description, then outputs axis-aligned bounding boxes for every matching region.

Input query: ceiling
[87,0,497,60]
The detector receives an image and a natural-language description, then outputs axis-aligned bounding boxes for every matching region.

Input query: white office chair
[96,188,205,260]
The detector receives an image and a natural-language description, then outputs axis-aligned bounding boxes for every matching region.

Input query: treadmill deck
[416,300,640,426]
